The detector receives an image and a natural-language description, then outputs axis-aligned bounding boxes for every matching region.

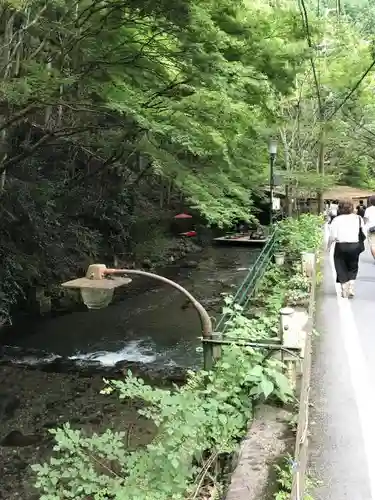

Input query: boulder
[0,394,20,420]
[180,260,199,268]
[1,430,42,447]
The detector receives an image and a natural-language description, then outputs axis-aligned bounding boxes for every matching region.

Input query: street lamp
[61,264,216,370]
[268,139,278,225]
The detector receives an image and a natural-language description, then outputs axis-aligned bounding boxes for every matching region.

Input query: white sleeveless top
[329,214,364,243]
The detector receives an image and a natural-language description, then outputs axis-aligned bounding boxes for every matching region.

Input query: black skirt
[333,242,361,283]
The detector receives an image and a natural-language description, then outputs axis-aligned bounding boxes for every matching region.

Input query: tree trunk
[285,184,293,217]
[45,62,53,126]
[0,9,15,191]
[280,128,293,216]
[316,128,326,214]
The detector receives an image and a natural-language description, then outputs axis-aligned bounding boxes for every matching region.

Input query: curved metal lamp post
[268,139,278,225]
[62,264,216,370]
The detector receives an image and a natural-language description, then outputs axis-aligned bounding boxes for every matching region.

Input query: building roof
[297,185,374,200]
[323,185,374,200]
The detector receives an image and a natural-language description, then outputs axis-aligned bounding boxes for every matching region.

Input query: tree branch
[299,0,323,116]
[1,125,111,173]
[0,103,37,133]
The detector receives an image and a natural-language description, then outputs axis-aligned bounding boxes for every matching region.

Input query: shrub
[276,214,324,257]
[33,318,292,500]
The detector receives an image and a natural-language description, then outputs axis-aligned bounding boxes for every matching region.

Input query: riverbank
[0,365,156,500]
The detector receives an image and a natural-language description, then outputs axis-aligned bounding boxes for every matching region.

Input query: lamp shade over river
[80,287,114,309]
[62,264,132,310]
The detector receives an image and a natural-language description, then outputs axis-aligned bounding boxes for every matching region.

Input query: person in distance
[327,199,365,298]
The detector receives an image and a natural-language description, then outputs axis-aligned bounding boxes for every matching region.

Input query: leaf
[250,385,261,396]
[248,365,263,378]
[261,378,275,399]
[218,414,228,426]
[272,371,293,397]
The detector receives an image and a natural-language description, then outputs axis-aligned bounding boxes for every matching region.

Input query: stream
[0,244,261,498]
[1,245,260,374]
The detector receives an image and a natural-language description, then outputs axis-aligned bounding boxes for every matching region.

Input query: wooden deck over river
[213,234,267,245]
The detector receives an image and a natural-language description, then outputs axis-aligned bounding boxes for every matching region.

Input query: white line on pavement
[329,248,375,499]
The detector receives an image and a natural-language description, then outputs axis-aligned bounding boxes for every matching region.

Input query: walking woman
[364,195,375,260]
[328,199,339,223]
[328,199,365,298]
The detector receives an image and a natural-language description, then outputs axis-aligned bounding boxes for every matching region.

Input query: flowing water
[1,245,261,372]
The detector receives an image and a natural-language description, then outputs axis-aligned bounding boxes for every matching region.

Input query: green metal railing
[215,228,278,334]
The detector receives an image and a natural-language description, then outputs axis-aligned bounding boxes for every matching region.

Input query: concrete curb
[226,405,293,500]
[289,253,319,499]
[225,253,319,500]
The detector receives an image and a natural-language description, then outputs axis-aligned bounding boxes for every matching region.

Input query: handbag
[358,216,366,253]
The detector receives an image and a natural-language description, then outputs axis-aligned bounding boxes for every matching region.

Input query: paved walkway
[310,236,375,499]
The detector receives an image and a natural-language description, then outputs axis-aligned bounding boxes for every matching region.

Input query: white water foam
[12,354,61,365]
[68,340,157,366]
[5,340,157,367]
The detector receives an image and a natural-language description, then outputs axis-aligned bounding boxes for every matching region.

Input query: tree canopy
[1,0,375,318]
[0,0,313,318]
[271,0,375,212]
[0,0,310,222]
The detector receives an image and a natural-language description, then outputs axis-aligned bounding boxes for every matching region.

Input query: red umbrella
[174,213,192,219]
[180,231,197,237]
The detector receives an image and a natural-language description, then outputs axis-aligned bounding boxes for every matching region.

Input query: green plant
[33,303,293,500]
[285,269,311,305]
[276,215,324,258]
[253,264,287,312]
[274,456,315,500]
[222,296,280,341]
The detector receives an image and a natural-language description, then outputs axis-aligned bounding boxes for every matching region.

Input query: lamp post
[61,264,216,370]
[268,139,278,225]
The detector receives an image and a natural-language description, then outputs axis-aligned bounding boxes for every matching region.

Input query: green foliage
[254,260,311,309]
[253,264,288,312]
[33,316,293,499]
[274,455,315,500]
[285,270,311,305]
[222,294,281,340]
[0,0,318,318]
[276,3,375,198]
[0,0,310,223]
[276,214,324,256]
